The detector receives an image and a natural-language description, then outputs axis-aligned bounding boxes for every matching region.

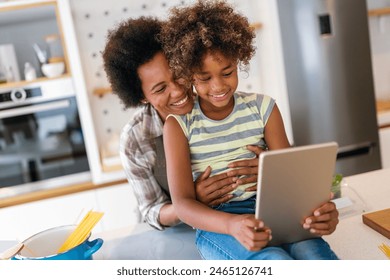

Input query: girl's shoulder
[235,91,275,105]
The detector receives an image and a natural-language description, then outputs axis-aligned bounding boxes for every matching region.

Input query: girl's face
[138,51,194,120]
[193,50,238,120]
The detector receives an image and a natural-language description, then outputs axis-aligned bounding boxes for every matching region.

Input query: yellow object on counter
[57,210,104,253]
[378,243,390,259]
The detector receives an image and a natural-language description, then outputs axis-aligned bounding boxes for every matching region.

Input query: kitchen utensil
[12,225,103,260]
[24,62,37,81]
[45,34,64,62]
[57,210,104,253]
[32,43,48,64]
[0,243,24,260]
[41,61,64,78]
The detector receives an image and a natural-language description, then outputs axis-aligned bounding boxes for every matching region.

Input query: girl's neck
[199,95,235,121]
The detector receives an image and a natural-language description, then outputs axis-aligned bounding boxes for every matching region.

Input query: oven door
[0,96,90,194]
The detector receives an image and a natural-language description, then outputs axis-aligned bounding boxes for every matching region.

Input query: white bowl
[41,62,65,78]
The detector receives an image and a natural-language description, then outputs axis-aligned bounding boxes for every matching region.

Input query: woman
[102,16,262,230]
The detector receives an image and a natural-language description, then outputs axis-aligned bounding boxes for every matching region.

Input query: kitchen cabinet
[0,1,69,84]
[0,0,101,199]
[0,183,139,241]
[368,7,390,17]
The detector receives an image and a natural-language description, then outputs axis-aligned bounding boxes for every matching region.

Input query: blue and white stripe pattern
[168,91,275,202]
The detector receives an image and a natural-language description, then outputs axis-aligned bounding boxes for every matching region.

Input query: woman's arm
[120,126,173,230]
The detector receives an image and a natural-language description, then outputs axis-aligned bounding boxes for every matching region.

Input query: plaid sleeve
[119,117,170,230]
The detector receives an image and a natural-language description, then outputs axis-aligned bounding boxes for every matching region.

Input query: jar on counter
[0,65,6,84]
[24,62,37,81]
[45,34,64,63]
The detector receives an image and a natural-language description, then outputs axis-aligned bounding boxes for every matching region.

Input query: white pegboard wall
[69,0,264,153]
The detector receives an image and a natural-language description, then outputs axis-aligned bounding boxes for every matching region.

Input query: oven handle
[0,100,70,119]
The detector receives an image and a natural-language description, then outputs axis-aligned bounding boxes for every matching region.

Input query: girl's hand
[303,200,339,236]
[228,214,271,251]
[227,145,264,191]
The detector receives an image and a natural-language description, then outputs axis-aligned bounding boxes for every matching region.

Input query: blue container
[12,225,103,260]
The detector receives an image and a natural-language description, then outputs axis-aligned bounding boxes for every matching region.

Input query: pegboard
[69,0,264,156]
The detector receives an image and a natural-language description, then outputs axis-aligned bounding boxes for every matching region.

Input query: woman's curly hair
[102,17,162,108]
[160,0,256,85]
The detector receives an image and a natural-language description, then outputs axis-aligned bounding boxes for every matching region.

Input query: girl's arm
[163,116,270,250]
[163,116,234,233]
[264,104,291,150]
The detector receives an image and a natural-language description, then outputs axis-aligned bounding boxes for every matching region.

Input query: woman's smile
[171,94,189,106]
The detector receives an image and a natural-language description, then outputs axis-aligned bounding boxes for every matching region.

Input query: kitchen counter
[93,168,390,260]
[323,168,390,259]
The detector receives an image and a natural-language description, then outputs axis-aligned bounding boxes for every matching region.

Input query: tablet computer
[255,142,338,246]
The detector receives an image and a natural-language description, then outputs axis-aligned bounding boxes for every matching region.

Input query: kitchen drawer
[0,183,139,241]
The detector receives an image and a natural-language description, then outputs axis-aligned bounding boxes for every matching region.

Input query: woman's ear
[141,98,149,104]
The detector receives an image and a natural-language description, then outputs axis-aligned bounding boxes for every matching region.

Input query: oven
[0,78,90,198]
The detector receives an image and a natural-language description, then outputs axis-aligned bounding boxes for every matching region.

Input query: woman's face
[193,50,238,119]
[138,52,194,120]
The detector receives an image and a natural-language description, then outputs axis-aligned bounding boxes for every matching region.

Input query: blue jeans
[195,197,339,260]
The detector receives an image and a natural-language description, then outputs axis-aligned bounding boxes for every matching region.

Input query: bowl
[12,225,103,260]
[41,62,65,78]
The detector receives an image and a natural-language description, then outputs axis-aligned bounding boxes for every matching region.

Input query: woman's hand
[195,145,264,205]
[303,199,339,236]
[227,214,271,251]
[195,166,237,206]
[227,145,264,191]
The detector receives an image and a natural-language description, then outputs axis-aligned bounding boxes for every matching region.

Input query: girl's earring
[141,99,149,104]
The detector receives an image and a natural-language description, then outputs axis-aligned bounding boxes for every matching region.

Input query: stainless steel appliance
[276,0,381,176]
[0,77,90,197]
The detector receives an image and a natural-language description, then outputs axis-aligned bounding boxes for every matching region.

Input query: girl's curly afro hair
[102,17,162,108]
[160,0,256,85]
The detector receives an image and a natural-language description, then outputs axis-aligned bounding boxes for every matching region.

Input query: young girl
[161,0,339,260]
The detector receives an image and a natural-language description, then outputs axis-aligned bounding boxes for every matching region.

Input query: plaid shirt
[119,104,172,230]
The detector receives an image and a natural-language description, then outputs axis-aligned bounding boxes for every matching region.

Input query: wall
[367,0,390,101]
[68,0,294,157]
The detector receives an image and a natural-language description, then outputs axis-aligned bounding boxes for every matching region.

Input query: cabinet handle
[0,100,70,119]
[337,142,375,159]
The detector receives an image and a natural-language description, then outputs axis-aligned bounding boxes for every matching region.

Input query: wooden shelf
[368,7,390,17]
[377,100,390,112]
[0,73,71,90]
[0,178,127,208]
[93,87,112,96]
[250,22,262,30]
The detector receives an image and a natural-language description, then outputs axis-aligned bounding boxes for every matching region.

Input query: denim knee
[282,238,339,260]
[196,230,294,260]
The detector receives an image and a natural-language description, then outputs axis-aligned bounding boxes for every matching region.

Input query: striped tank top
[168,91,275,202]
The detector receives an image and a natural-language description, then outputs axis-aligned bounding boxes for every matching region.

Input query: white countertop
[323,168,390,259]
